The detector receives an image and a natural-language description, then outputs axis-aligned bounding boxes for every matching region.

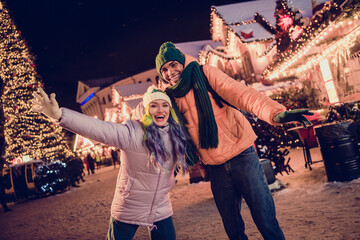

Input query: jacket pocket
[118,176,134,198]
[217,118,239,143]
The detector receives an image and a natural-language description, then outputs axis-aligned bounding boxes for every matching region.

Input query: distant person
[83,155,91,175]
[86,153,95,174]
[111,149,119,169]
[95,152,101,169]
[74,157,86,183]
[66,157,85,187]
[12,165,28,199]
[0,171,11,212]
[32,86,189,240]
[65,159,80,188]
[155,42,314,239]
[116,149,121,164]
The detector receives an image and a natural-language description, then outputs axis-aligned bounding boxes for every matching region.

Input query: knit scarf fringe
[166,61,219,150]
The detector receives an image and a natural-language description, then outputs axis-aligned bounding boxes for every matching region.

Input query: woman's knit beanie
[142,86,172,108]
[155,42,185,77]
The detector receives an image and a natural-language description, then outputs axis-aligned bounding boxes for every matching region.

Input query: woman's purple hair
[142,114,189,173]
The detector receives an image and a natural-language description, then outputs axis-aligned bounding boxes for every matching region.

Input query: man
[155,42,313,240]
[0,171,11,212]
[111,149,119,169]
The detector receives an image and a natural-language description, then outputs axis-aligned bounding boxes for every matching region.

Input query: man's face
[160,61,184,88]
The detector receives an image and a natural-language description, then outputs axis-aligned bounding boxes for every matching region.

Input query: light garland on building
[230,19,256,26]
[257,41,277,58]
[201,48,242,66]
[295,25,360,75]
[253,13,276,33]
[211,7,276,50]
[263,1,358,79]
[265,12,360,80]
[210,7,226,42]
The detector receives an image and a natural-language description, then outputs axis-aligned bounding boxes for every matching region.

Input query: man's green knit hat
[155,42,185,78]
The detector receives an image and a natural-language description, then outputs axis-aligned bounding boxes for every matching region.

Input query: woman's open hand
[31,88,62,120]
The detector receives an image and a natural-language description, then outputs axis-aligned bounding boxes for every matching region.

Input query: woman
[32,86,189,240]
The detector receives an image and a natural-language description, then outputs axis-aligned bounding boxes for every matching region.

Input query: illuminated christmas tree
[0,1,74,165]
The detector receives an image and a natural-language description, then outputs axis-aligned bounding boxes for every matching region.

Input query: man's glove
[31,88,62,120]
[274,109,314,128]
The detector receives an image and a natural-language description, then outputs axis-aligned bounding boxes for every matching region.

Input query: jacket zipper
[148,170,162,223]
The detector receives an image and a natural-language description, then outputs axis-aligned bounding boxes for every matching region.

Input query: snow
[115,81,152,98]
[175,40,222,59]
[1,147,360,239]
[251,80,293,92]
[212,0,277,26]
[233,22,275,42]
[213,0,314,42]
[289,0,313,19]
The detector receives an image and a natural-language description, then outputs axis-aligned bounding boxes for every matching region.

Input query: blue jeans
[209,146,285,240]
[106,216,176,240]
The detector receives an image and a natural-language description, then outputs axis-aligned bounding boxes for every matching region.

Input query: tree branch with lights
[0,1,74,166]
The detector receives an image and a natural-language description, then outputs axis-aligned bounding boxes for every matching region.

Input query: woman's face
[148,99,170,127]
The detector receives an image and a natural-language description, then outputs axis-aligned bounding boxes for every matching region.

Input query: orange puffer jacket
[173,55,287,165]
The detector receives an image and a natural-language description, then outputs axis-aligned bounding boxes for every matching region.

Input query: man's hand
[274,109,314,128]
[31,88,62,120]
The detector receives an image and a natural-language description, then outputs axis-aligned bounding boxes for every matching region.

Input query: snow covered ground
[1,147,359,240]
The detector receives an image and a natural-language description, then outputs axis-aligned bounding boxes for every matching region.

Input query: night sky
[5,0,248,111]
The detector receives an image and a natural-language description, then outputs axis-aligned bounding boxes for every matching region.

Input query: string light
[0,1,74,164]
[264,1,359,81]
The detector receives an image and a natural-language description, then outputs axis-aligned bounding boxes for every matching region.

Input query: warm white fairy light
[293,25,360,76]
[111,112,117,123]
[319,59,339,104]
[267,17,359,80]
[105,111,110,121]
[0,2,74,163]
[211,8,224,42]
[228,31,236,53]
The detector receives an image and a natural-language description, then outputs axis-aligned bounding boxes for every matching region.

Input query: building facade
[76,68,158,120]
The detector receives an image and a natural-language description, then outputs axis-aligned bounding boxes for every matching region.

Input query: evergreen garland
[324,100,360,139]
[269,81,323,110]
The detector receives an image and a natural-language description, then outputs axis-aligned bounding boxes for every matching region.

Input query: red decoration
[240,30,253,39]
[308,73,312,80]
[260,76,273,86]
[279,14,293,31]
[291,26,303,40]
